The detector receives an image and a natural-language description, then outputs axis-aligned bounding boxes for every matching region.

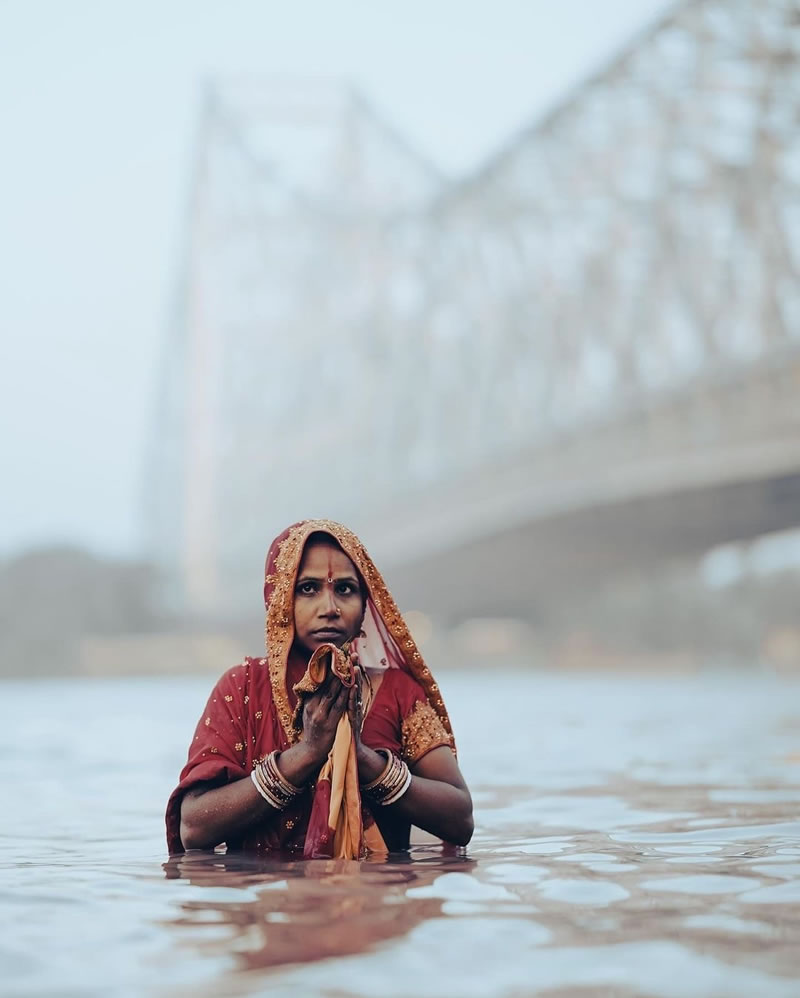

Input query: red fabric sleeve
[395,671,454,765]
[365,670,453,767]
[165,665,250,854]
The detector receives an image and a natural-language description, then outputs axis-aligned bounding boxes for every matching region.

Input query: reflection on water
[162,850,468,972]
[1,670,799,997]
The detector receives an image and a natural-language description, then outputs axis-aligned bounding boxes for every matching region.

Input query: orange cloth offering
[292,643,386,859]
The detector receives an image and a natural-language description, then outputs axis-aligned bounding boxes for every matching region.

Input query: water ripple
[2,671,799,997]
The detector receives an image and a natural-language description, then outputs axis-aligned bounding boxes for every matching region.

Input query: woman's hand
[299,675,350,767]
[348,665,387,784]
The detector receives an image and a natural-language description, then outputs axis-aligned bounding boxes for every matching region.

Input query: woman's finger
[318,676,343,715]
[308,686,328,711]
[329,680,350,717]
[347,685,362,733]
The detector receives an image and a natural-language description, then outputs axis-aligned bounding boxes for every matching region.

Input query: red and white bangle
[361,749,412,806]
[251,751,302,810]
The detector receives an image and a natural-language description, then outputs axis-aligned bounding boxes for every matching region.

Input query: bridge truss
[146,0,800,615]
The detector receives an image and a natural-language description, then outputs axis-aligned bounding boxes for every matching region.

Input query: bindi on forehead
[300,541,356,578]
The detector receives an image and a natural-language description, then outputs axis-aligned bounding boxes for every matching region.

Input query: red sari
[166,519,455,855]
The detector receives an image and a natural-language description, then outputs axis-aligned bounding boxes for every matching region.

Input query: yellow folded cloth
[292,643,386,858]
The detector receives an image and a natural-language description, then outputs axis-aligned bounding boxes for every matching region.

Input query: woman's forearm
[181,734,474,850]
[356,743,473,846]
[179,742,319,850]
[387,775,474,845]
[180,771,274,850]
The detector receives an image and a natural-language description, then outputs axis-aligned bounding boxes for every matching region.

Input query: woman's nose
[320,587,339,616]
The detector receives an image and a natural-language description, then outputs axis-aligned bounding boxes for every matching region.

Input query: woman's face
[292,539,364,656]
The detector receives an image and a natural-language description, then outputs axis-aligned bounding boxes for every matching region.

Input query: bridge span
[147,0,800,620]
[362,341,800,617]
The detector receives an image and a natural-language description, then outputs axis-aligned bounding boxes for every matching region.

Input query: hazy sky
[0,0,672,558]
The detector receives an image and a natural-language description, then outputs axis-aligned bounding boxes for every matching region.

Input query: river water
[2,669,799,997]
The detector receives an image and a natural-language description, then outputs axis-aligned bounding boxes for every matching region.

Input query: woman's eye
[336,583,358,596]
[297,582,317,595]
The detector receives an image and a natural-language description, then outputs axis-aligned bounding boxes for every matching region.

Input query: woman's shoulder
[208,657,274,702]
[376,666,427,704]
[368,668,453,764]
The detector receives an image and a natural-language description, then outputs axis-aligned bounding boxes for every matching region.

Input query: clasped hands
[299,654,386,784]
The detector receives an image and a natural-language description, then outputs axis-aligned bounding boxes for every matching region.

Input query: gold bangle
[251,751,302,810]
[361,750,411,806]
[361,748,393,791]
[381,764,412,805]
[268,751,303,795]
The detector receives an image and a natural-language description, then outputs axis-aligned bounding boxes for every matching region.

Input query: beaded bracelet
[361,748,412,806]
[251,751,303,810]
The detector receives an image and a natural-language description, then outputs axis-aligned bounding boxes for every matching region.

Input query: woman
[166,519,473,856]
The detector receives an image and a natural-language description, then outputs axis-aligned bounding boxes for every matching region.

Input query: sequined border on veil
[263,519,454,748]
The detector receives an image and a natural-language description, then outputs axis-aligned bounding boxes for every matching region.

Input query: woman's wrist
[356,743,388,783]
[279,741,323,785]
[359,748,412,806]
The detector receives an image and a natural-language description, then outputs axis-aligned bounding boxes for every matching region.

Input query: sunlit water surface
[2,669,800,998]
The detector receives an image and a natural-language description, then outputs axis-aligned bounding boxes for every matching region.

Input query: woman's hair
[303,531,367,607]
[305,530,340,550]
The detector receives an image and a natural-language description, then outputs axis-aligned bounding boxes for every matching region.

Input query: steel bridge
[146,0,800,620]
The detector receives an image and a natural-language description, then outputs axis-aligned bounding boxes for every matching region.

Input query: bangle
[361,749,393,791]
[382,765,412,805]
[361,749,412,807]
[251,751,303,810]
